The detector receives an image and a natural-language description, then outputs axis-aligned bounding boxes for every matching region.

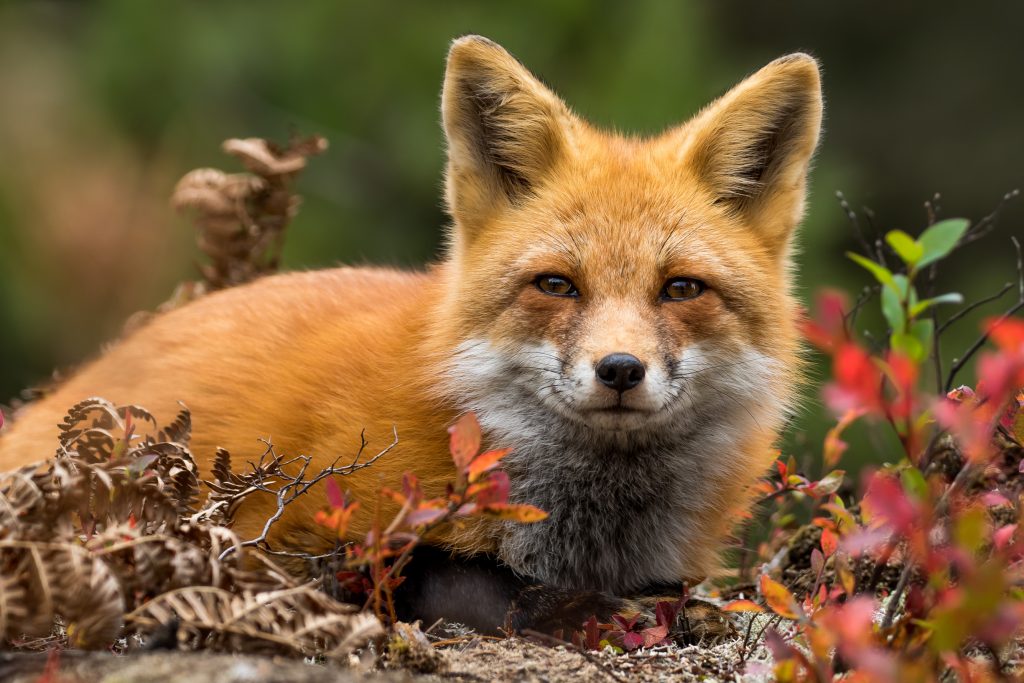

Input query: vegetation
[1,137,1022,682]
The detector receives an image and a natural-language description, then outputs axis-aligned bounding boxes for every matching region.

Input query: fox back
[0,37,822,597]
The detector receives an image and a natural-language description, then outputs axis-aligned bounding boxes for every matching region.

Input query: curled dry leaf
[0,397,381,657]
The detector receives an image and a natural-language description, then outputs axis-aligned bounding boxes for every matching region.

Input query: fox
[0,36,822,639]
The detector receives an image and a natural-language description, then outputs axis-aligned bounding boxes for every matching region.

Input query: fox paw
[631,596,736,645]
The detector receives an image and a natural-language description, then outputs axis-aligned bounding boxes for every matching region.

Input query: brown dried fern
[0,397,382,657]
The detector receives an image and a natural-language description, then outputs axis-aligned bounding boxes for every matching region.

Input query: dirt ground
[2,614,776,683]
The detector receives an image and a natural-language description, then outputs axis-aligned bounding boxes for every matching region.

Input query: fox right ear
[680,54,823,254]
[442,36,573,236]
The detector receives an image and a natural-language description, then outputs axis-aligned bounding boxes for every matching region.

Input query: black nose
[595,353,646,392]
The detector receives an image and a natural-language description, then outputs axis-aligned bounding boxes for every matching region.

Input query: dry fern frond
[170,134,328,293]
[125,585,382,659]
[0,398,381,657]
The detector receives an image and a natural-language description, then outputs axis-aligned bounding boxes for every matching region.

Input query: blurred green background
[1,1,1021,471]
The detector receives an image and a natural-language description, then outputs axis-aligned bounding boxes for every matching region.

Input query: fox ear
[442,36,573,234]
[682,54,823,252]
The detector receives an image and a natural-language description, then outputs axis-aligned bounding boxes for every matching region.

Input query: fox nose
[595,353,646,392]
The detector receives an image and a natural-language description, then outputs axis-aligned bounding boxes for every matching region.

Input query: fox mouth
[589,406,647,414]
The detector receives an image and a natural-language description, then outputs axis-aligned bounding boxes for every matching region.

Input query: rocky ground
[2,623,776,683]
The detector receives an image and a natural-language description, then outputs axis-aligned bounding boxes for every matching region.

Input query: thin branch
[217,427,399,562]
[937,281,1014,336]
[945,237,1024,392]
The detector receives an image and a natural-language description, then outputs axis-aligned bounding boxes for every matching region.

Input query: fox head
[434,35,822,445]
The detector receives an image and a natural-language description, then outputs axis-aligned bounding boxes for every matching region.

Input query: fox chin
[0,35,822,638]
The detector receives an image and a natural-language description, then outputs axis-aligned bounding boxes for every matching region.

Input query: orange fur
[0,36,822,584]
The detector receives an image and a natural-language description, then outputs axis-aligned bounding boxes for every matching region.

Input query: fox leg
[393,547,734,643]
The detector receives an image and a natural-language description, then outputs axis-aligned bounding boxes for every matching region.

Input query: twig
[945,236,1024,392]
[217,428,399,561]
[880,561,913,631]
[938,282,1014,336]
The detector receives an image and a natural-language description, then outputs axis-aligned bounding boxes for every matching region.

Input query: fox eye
[534,274,578,297]
[661,277,706,301]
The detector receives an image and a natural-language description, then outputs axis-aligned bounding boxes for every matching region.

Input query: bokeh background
[1,1,1021,470]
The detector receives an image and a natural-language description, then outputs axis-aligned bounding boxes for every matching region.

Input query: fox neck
[435,335,787,595]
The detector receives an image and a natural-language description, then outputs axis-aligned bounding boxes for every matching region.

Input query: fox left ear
[681,54,823,253]
[441,36,575,238]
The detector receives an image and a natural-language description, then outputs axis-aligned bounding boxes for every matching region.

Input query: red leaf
[621,631,644,651]
[861,472,918,534]
[723,600,765,613]
[994,524,1017,551]
[402,472,423,504]
[467,447,513,483]
[824,343,885,415]
[811,548,825,577]
[468,470,510,506]
[406,505,448,528]
[481,503,548,523]
[325,476,346,510]
[583,615,601,650]
[763,628,798,662]
[776,459,788,480]
[449,412,482,471]
[988,316,1024,353]
[654,599,681,629]
[641,624,669,648]
[760,574,801,620]
[821,528,839,558]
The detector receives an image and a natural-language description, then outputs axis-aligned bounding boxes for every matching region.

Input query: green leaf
[917,218,969,268]
[886,230,923,266]
[900,467,928,501]
[891,274,910,299]
[910,292,965,317]
[881,286,905,333]
[847,252,895,289]
[894,318,936,363]
[815,470,845,496]
[891,331,924,361]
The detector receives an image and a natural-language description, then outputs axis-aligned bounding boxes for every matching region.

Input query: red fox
[0,36,822,637]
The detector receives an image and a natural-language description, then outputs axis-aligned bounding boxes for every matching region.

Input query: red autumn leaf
[994,524,1017,551]
[401,472,423,503]
[466,447,513,483]
[621,631,645,651]
[481,503,549,523]
[641,624,669,647]
[406,505,448,528]
[884,351,919,419]
[823,409,864,467]
[760,574,802,620]
[763,628,798,662]
[723,599,765,613]
[379,487,407,506]
[821,528,839,558]
[988,316,1024,353]
[776,458,788,480]
[654,599,682,629]
[946,385,977,404]
[824,343,885,415]
[811,548,825,577]
[583,615,601,651]
[325,476,346,509]
[800,289,849,351]
[467,470,510,506]
[448,412,482,471]
[611,613,640,631]
[861,471,918,534]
